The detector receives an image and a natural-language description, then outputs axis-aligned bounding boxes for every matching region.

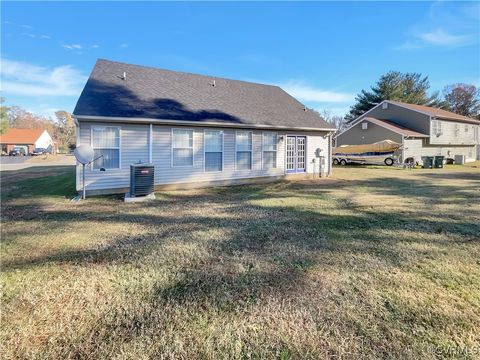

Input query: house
[73,59,336,195]
[0,128,54,155]
[335,100,480,163]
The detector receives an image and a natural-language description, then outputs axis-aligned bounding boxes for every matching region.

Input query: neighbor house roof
[364,117,429,137]
[0,129,46,144]
[73,59,335,131]
[387,100,480,124]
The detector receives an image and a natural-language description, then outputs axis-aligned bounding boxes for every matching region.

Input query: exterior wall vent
[362,122,368,130]
[382,102,388,110]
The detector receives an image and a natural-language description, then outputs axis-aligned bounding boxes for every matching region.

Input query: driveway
[0,156,30,165]
[0,154,76,171]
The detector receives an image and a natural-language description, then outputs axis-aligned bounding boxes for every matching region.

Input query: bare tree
[443,84,480,119]
[317,109,347,134]
[54,111,76,151]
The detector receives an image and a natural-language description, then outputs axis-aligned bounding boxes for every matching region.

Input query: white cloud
[120,43,129,48]
[20,24,32,29]
[91,44,100,48]
[0,58,87,97]
[418,29,475,46]
[396,2,479,50]
[62,44,82,50]
[40,35,51,39]
[280,81,353,103]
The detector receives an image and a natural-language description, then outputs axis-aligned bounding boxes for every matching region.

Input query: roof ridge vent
[212,79,216,87]
[122,72,126,81]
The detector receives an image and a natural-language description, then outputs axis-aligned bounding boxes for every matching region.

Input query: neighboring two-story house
[335,100,480,163]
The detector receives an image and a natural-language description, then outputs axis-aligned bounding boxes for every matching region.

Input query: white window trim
[262,131,277,170]
[454,123,460,137]
[90,126,121,171]
[235,130,253,171]
[203,129,224,173]
[171,128,194,168]
[432,119,442,137]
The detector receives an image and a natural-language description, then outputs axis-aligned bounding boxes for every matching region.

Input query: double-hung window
[172,129,194,167]
[236,131,252,170]
[432,120,442,136]
[262,132,277,169]
[92,126,120,169]
[204,130,223,172]
[454,123,460,137]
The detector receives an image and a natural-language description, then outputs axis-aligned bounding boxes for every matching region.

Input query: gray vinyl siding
[403,138,477,162]
[429,120,479,146]
[359,103,431,134]
[77,121,330,191]
[335,121,402,146]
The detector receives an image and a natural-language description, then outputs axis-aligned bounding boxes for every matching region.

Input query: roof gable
[74,59,334,130]
[0,129,46,144]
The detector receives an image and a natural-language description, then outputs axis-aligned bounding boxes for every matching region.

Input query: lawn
[1,165,479,359]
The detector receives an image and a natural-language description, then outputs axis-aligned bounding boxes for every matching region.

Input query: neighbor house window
[262,132,277,169]
[464,124,469,133]
[236,131,252,170]
[91,126,120,169]
[432,120,442,136]
[172,129,193,167]
[204,130,223,172]
[454,123,460,137]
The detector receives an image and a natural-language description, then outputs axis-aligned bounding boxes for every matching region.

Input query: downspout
[328,132,333,177]
[149,123,153,163]
[401,136,405,164]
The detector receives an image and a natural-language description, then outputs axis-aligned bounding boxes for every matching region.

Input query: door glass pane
[297,137,305,170]
[286,137,295,170]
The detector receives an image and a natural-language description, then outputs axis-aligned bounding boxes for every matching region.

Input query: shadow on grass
[2,165,479,306]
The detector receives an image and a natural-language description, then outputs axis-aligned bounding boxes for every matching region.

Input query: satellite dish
[73,144,96,200]
[74,144,94,165]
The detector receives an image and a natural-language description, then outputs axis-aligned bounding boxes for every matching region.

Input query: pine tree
[346,71,440,121]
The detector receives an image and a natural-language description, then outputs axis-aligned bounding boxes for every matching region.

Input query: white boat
[333,140,402,166]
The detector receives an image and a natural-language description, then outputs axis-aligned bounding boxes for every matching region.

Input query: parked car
[9,147,27,156]
[30,148,49,156]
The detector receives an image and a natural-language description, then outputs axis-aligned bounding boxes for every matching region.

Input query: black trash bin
[434,156,444,168]
[421,156,434,169]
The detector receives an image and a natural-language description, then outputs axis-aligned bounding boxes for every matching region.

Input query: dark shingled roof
[74,59,334,130]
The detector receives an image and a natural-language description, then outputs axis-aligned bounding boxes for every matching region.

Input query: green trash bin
[421,156,434,169]
[434,156,444,168]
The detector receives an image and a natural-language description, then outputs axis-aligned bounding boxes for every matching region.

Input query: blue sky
[1,1,479,119]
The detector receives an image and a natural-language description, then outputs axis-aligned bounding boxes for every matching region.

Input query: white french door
[286,136,306,173]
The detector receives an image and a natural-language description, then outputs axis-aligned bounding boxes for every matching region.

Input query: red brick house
[0,129,54,155]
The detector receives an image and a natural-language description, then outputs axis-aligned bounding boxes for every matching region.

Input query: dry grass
[1,165,479,359]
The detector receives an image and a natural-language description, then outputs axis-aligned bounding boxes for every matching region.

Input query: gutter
[74,115,337,133]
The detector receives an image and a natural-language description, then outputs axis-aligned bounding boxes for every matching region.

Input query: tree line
[322,71,480,131]
[0,98,75,152]
[1,71,479,145]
